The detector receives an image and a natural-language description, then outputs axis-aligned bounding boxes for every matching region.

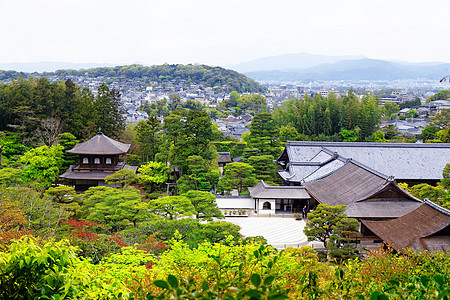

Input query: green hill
[1,64,267,93]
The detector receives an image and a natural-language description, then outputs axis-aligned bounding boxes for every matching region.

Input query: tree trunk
[0,145,3,169]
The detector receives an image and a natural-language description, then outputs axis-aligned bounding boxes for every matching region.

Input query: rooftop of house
[217,152,232,164]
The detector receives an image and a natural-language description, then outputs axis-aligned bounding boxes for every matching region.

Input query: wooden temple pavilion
[59,132,137,192]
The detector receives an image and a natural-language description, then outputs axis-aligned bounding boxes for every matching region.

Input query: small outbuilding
[249,181,311,215]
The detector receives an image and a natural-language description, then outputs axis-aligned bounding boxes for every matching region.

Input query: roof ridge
[102,134,123,151]
[356,181,422,203]
[302,159,348,183]
[286,141,450,149]
[277,169,296,180]
[260,180,306,189]
[289,162,322,166]
[346,159,390,180]
[424,199,450,216]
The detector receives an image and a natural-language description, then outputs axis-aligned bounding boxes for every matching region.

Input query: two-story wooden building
[59,132,137,192]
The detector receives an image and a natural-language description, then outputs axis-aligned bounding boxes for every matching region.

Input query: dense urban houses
[59,132,137,192]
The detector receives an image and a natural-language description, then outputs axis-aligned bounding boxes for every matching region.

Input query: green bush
[0,236,79,299]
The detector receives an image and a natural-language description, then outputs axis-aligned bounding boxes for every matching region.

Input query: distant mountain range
[228,53,450,81]
[2,53,450,81]
[227,52,366,73]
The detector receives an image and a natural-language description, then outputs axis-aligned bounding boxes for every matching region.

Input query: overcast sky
[1,0,449,67]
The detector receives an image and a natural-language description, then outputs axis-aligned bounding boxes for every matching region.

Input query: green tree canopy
[247,155,277,184]
[247,112,281,157]
[303,204,357,248]
[431,109,450,129]
[426,90,450,103]
[441,163,450,189]
[56,132,79,169]
[78,186,149,231]
[237,95,267,114]
[339,130,358,142]
[105,169,140,190]
[227,91,240,108]
[371,131,387,143]
[43,186,79,217]
[163,110,218,176]
[148,196,196,220]
[383,102,400,117]
[18,145,64,189]
[0,168,24,186]
[138,161,169,192]
[136,114,161,163]
[278,125,300,142]
[273,92,382,141]
[218,162,257,194]
[182,190,224,221]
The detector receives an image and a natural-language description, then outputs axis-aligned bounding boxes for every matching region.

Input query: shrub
[0,236,78,299]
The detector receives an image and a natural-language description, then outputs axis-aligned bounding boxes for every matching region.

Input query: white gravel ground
[224,217,312,249]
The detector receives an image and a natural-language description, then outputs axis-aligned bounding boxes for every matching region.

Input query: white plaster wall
[258,199,276,215]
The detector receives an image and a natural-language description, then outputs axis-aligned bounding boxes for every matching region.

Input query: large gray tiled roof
[67,132,131,155]
[280,141,450,181]
[278,164,320,182]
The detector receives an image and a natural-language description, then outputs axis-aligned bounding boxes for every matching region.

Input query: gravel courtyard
[225,217,311,250]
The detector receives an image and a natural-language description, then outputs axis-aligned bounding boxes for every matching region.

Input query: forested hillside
[0,64,267,93]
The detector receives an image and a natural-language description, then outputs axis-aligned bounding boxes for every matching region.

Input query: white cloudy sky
[1,0,449,66]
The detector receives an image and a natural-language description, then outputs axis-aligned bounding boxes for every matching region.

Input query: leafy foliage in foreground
[0,236,448,299]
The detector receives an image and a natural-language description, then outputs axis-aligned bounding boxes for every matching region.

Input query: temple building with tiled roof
[361,200,450,253]
[249,180,311,215]
[60,132,137,192]
[277,141,450,185]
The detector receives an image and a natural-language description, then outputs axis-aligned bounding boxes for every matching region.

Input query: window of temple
[106,158,112,164]
[262,202,271,210]
[94,158,100,164]
[82,157,89,164]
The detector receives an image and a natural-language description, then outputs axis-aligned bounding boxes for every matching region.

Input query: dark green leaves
[251,274,261,287]
[167,275,178,289]
[153,280,169,289]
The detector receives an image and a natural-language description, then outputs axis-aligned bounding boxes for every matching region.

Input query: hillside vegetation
[0,64,267,93]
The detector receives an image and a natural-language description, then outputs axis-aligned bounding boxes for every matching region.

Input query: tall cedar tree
[247,112,280,157]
